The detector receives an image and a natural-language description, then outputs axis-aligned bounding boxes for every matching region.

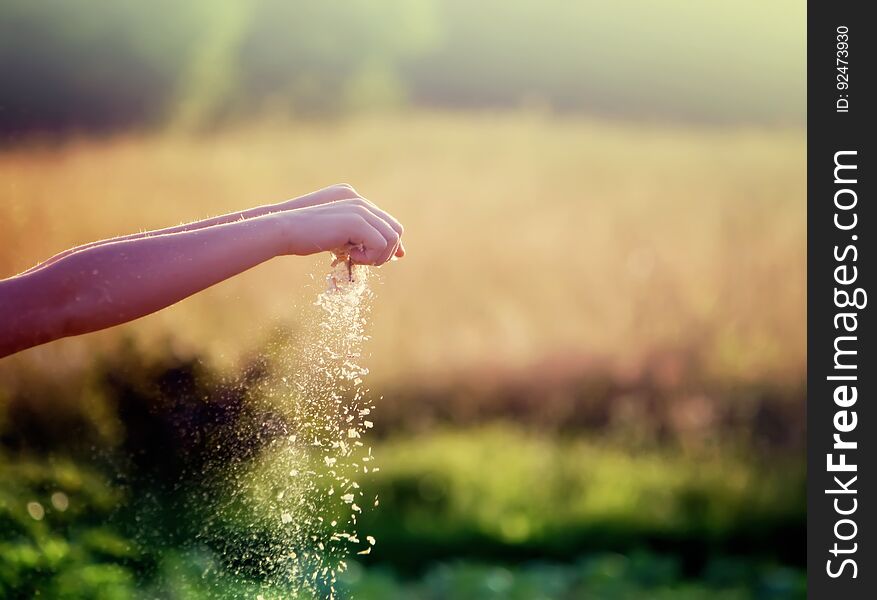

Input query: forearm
[21,185,356,276]
[1,188,403,358]
[1,214,286,357]
[22,200,291,275]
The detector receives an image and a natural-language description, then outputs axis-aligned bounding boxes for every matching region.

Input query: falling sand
[199,258,379,599]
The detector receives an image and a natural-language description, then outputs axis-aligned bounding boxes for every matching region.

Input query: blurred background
[1,1,805,598]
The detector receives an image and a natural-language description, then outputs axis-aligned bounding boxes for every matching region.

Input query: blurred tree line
[1,0,804,135]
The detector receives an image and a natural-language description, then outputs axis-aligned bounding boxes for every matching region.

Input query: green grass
[1,424,804,598]
[0,455,138,599]
[336,555,806,600]
[233,425,804,571]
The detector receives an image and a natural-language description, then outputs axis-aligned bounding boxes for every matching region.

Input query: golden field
[0,112,805,389]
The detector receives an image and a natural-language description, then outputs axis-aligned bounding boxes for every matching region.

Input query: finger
[355,208,400,265]
[285,184,359,210]
[347,199,403,260]
[346,217,389,266]
[356,196,404,239]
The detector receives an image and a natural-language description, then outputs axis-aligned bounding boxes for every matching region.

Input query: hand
[279,183,361,211]
[280,195,405,266]
[0,184,405,356]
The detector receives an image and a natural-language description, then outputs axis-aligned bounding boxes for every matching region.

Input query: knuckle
[348,212,368,226]
[352,204,372,217]
[350,200,368,219]
[332,183,357,197]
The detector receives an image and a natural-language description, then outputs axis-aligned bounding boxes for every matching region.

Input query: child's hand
[281,195,405,266]
[0,183,404,356]
[279,183,361,211]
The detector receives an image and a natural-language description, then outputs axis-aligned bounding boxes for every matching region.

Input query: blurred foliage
[0,0,803,134]
[0,439,805,599]
[0,0,435,133]
[0,345,805,596]
[0,0,194,134]
[358,428,804,568]
[0,456,138,599]
[335,556,805,600]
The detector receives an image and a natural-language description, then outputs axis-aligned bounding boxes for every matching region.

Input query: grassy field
[0,112,806,597]
[0,111,805,386]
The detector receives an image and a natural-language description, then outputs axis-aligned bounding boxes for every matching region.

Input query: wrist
[259,212,295,257]
[271,210,313,257]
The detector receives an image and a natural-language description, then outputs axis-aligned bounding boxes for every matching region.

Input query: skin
[0,184,404,358]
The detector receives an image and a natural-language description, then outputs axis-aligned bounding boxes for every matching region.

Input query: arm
[0,194,404,358]
[21,184,363,274]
